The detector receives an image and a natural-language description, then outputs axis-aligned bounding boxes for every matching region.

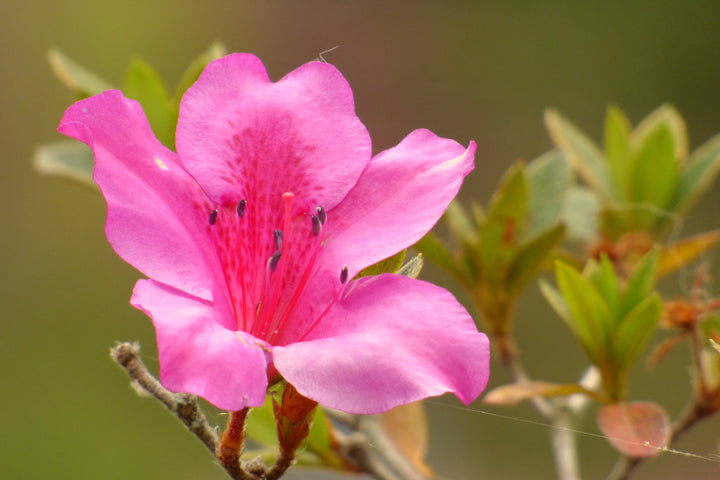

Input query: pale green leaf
[560,186,600,243]
[33,140,96,188]
[48,48,114,98]
[484,381,601,406]
[444,200,476,245]
[396,254,424,279]
[671,131,720,214]
[545,109,610,197]
[526,149,571,236]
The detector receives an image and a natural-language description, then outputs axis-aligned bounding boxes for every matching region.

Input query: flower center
[206,192,343,345]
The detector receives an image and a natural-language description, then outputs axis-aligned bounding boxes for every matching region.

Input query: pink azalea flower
[58,53,490,414]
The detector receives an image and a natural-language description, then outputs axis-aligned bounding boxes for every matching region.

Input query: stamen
[311,215,322,236]
[269,251,282,272]
[236,199,247,218]
[268,222,325,345]
[255,193,295,340]
[340,264,349,284]
[316,206,327,224]
[209,209,218,225]
[273,229,284,252]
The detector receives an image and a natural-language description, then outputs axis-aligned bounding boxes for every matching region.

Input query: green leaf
[303,407,346,469]
[702,314,720,338]
[631,104,688,162]
[245,398,346,470]
[612,294,661,370]
[545,108,610,197]
[357,250,406,278]
[620,249,659,318]
[585,255,620,320]
[478,163,528,284]
[506,223,565,294]
[526,149,571,236]
[599,203,676,240]
[33,140,96,188]
[671,131,720,214]
[124,58,175,148]
[555,261,615,364]
[245,396,279,447]
[48,48,114,98]
[629,123,678,212]
[604,105,632,200]
[174,41,227,100]
[560,186,600,243]
[414,234,470,286]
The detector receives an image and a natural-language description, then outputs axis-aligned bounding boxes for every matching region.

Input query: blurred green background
[3,0,720,479]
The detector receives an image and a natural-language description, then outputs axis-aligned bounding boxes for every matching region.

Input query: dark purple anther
[209,209,218,225]
[236,199,247,218]
[316,206,327,224]
[340,264,349,284]
[269,251,282,271]
[273,229,283,252]
[311,215,322,236]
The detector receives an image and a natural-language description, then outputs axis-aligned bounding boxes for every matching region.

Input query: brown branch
[325,409,427,480]
[337,431,403,480]
[111,342,316,480]
[110,342,220,454]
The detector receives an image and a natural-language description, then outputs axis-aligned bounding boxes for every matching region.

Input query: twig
[111,342,323,480]
[326,409,427,480]
[501,338,582,480]
[359,416,427,480]
[110,342,220,454]
[337,431,401,480]
[263,448,296,480]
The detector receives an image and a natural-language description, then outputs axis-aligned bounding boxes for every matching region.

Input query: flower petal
[176,53,371,212]
[325,129,475,277]
[277,130,475,342]
[58,91,220,301]
[132,279,270,411]
[273,274,490,414]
